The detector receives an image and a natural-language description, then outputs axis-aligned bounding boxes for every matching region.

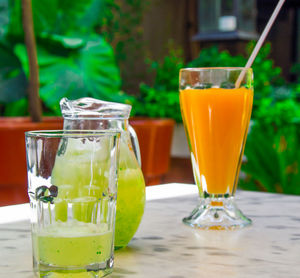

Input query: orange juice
[180,87,253,195]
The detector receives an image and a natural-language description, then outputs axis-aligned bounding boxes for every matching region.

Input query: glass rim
[25,130,121,138]
[180,67,253,72]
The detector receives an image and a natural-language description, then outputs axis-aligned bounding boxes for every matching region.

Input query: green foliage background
[0,0,136,116]
[133,45,184,121]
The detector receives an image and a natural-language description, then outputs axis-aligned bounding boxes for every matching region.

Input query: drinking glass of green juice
[25,130,120,277]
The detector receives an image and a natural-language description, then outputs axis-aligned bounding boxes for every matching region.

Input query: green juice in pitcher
[115,167,145,248]
[51,167,145,249]
[51,132,145,248]
[58,97,146,249]
[51,138,113,223]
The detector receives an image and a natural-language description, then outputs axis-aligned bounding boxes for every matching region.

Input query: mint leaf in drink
[221,81,235,89]
[194,83,212,89]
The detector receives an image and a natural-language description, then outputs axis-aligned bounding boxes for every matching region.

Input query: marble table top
[1,183,300,278]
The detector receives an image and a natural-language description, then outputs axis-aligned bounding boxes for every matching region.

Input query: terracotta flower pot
[0,117,63,206]
[0,116,174,205]
[129,118,175,185]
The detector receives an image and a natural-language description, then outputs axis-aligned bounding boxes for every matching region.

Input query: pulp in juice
[32,222,113,267]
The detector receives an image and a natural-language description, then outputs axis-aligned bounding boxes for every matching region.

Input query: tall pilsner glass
[179,68,253,229]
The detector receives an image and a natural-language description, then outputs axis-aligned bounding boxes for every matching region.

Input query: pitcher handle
[128,125,142,167]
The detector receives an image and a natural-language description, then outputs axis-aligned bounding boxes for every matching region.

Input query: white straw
[235,0,286,88]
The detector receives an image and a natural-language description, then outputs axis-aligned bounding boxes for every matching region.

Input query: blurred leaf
[4,97,28,116]
[241,125,281,192]
[0,0,9,38]
[135,43,183,121]
[0,0,23,42]
[0,43,27,103]
[77,0,106,31]
[38,34,85,50]
[137,83,181,121]
[291,63,300,82]
[240,87,300,195]
[5,0,104,39]
[14,35,121,115]
[241,123,300,195]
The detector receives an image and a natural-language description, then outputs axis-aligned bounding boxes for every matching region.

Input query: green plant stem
[21,0,42,122]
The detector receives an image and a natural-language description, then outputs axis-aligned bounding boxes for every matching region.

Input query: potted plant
[0,0,124,205]
[129,117,175,185]
[0,0,179,203]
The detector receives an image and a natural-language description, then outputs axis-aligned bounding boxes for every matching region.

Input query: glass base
[183,197,251,230]
[35,258,114,278]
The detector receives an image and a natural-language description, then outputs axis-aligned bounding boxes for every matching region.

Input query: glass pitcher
[60,97,146,249]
